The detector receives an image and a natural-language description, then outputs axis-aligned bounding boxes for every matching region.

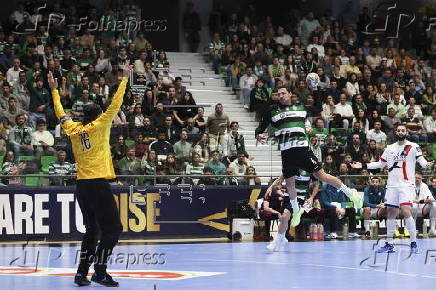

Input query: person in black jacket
[250,79,270,121]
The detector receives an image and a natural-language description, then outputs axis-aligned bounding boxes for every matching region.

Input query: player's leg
[267,209,291,251]
[377,188,399,253]
[91,179,123,286]
[281,150,302,227]
[312,169,360,205]
[399,188,418,253]
[363,207,371,234]
[429,202,436,236]
[74,180,98,286]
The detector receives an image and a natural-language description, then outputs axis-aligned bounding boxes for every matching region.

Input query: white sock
[431,218,436,231]
[290,198,299,213]
[386,219,396,242]
[338,184,353,197]
[404,216,417,243]
[364,220,371,232]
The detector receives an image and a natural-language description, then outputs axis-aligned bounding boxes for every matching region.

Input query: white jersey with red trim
[379,141,422,188]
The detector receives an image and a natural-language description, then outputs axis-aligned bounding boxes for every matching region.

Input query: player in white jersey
[352,124,433,253]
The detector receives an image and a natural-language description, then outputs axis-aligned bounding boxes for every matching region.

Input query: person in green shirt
[173,130,193,163]
[386,94,406,118]
[205,150,226,176]
[311,118,329,145]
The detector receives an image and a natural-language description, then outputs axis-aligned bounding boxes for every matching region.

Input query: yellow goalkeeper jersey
[52,78,128,180]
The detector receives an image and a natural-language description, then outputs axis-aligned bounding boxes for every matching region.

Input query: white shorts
[384,187,414,208]
[369,207,382,218]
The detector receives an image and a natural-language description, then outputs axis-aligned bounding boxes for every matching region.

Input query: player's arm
[415,146,433,168]
[48,71,79,136]
[265,175,284,197]
[255,107,272,144]
[94,61,132,126]
[262,200,281,216]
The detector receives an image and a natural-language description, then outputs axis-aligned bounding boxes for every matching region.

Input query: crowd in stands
[208,5,435,179]
[0,1,265,186]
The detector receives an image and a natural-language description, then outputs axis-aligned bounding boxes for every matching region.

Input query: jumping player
[352,124,433,253]
[256,86,360,251]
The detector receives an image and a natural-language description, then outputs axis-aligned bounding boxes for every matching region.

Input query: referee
[48,62,132,287]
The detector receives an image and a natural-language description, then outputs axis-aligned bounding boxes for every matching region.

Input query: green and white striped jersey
[256,104,309,151]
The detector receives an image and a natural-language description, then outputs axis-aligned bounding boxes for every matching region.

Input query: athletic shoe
[404,229,410,237]
[74,273,91,287]
[348,232,360,239]
[410,242,419,254]
[243,105,249,110]
[91,273,119,287]
[347,189,362,208]
[266,241,276,251]
[267,237,284,252]
[394,229,401,238]
[325,232,338,239]
[291,208,304,227]
[376,242,395,253]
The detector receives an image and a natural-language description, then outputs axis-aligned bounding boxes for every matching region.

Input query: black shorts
[281,147,322,179]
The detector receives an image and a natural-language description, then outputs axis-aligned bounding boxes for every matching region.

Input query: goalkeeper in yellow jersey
[48,61,132,287]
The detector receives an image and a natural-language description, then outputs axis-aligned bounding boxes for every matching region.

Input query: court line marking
[190,258,436,279]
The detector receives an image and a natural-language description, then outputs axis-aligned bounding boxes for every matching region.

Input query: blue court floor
[1,239,436,290]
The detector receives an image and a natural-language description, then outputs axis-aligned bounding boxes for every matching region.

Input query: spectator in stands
[239,67,257,109]
[412,173,436,236]
[322,134,344,161]
[149,130,174,159]
[6,58,22,87]
[1,96,27,126]
[386,94,406,119]
[401,107,428,143]
[209,33,225,74]
[298,11,320,45]
[1,150,26,185]
[219,167,239,185]
[311,118,328,144]
[141,150,158,185]
[228,55,246,91]
[197,167,217,185]
[72,89,94,122]
[48,150,75,186]
[334,94,354,129]
[207,103,229,152]
[128,103,145,134]
[268,57,285,89]
[422,86,435,114]
[172,165,195,185]
[346,134,366,163]
[366,121,387,149]
[173,130,192,163]
[163,153,177,175]
[205,150,226,176]
[27,77,50,128]
[240,165,260,186]
[229,151,251,177]
[31,119,56,161]
[382,107,400,142]
[111,135,128,169]
[186,152,204,177]
[345,73,359,98]
[362,177,386,236]
[193,133,211,163]
[320,183,360,239]
[405,96,423,120]
[129,133,148,159]
[9,114,33,158]
[0,82,16,111]
[192,107,206,133]
[423,107,436,142]
[12,71,29,110]
[150,102,168,129]
[118,148,142,185]
[162,115,180,144]
[221,121,247,164]
[366,139,382,163]
[321,95,336,129]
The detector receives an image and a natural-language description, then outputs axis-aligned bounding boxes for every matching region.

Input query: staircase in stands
[166,52,281,184]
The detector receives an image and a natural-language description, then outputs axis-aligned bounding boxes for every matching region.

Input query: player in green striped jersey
[256,86,360,251]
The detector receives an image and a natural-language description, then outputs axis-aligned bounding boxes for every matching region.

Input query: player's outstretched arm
[95,61,132,125]
[49,71,78,135]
